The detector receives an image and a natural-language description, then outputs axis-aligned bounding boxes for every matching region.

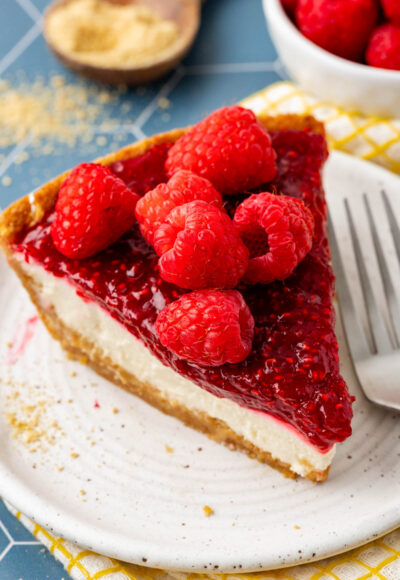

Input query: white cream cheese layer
[19,258,336,477]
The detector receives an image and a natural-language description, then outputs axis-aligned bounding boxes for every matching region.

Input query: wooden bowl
[43,0,200,85]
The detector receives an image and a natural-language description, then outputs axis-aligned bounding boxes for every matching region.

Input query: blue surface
[0,0,285,577]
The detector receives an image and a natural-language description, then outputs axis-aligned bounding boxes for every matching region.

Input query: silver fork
[328,190,400,411]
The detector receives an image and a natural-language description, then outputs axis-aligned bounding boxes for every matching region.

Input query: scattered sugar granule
[158,96,171,109]
[51,75,65,89]
[121,103,131,113]
[0,74,125,150]
[2,176,12,187]
[3,386,61,452]
[15,151,30,165]
[203,505,214,517]
[42,144,54,156]
[96,136,107,147]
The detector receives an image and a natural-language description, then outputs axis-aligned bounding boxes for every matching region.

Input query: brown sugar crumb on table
[0,75,127,151]
[203,505,214,517]
[3,384,61,452]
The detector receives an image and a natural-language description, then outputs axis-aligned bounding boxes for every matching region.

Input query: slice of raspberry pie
[0,110,353,481]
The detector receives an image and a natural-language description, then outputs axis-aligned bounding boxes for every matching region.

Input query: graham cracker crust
[0,114,329,483]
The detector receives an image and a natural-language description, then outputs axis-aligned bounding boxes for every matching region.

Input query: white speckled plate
[0,152,400,573]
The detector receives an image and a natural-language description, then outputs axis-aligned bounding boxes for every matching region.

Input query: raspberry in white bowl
[264,0,400,117]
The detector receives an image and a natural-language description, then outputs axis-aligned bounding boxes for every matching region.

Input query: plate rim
[1,150,400,573]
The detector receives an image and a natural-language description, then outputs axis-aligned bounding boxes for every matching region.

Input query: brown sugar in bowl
[43,0,201,85]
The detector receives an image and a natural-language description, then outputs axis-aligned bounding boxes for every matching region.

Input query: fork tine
[364,194,400,347]
[382,190,400,263]
[328,213,370,361]
[344,199,393,354]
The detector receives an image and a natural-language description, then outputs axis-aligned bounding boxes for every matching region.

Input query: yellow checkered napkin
[6,503,400,580]
[6,83,400,580]
[241,82,400,175]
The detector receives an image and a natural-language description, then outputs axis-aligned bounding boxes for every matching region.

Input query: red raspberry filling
[15,130,353,451]
[109,142,171,196]
[156,290,254,367]
[166,105,277,195]
[135,170,223,246]
[154,200,249,290]
[234,192,314,284]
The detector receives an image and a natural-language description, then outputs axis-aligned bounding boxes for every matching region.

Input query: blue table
[0,1,285,577]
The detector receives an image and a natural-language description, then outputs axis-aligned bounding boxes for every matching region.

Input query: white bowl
[263,0,400,118]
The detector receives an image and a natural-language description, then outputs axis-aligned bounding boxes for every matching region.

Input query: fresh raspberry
[155,289,255,366]
[165,106,277,195]
[51,163,139,259]
[381,0,400,25]
[281,0,298,17]
[366,23,400,70]
[233,192,314,284]
[135,170,223,245]
[153,200,249,290]
[296,0,379,61]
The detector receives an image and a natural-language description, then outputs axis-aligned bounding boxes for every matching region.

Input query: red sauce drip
[15,130,353,451]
